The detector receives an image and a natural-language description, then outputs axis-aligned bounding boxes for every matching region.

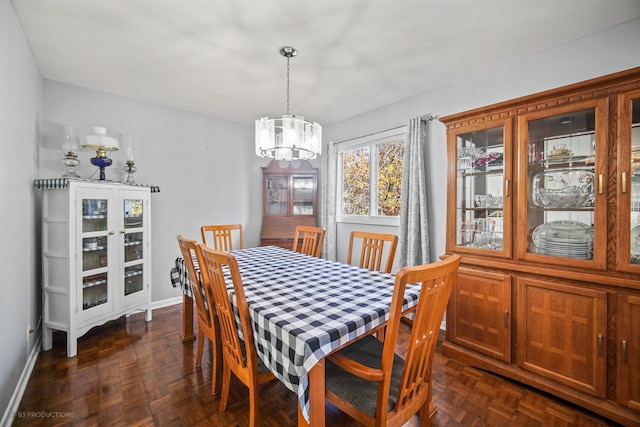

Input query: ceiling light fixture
[255,47,322,161]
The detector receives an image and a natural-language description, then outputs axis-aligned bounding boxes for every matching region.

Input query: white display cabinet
[36,179,154,357]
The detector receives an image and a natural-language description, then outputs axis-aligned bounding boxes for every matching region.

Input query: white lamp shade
[255,115,322,160]
[83,127,119,151]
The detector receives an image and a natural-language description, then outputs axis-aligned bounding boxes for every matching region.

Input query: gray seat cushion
[326,335,405,417]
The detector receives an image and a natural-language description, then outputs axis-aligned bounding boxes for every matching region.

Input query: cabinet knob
[119,230,125,234]
[109,231,115,235]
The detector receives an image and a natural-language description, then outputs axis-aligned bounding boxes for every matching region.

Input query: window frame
[336,126,406,226]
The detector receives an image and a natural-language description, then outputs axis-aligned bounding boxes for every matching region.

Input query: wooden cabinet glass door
[265,175,288,215]
[617,90,640,272]
[447,118,512,258]
[517,99,608,269]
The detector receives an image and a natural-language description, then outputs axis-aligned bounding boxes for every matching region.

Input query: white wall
[0,0,43,421]
[42,81,268,305]
[325,18,640,262]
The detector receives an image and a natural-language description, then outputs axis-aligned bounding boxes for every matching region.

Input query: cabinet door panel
[516,99,608,270]
[76,189,116,321]
[120,190,149,307]
[617,293,640,410]
[446,268,511,362]
[446,118,513,259]
[616,90,640,273]
[516,278,607,397]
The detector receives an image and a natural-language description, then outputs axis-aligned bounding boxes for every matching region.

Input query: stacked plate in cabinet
[532,220,594,259]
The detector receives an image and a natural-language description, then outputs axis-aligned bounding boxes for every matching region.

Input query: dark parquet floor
[14,304,621,426]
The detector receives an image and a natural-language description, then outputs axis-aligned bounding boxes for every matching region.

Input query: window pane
[342,147,370,215]
[377,140,405,216]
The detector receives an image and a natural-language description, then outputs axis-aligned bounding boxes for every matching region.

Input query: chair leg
[195,330,204,367]
[219,364,231,412]
[211,335,222,395]
[248,380,260,427]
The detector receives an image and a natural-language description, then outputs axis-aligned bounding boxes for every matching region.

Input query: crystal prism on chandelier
[255,47,322,161]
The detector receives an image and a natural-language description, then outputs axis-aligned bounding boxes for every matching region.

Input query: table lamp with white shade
[83,127,119,180]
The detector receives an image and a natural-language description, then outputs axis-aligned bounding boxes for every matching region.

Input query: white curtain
[398,117,432,267]
[320,140,338,261]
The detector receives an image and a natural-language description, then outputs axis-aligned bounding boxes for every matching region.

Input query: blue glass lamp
[83,127,119,180]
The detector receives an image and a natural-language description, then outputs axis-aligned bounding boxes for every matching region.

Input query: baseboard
[152,296,182,310]
[1,335,42,427]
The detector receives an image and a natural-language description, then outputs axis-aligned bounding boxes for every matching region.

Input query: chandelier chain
[286,56,291,115]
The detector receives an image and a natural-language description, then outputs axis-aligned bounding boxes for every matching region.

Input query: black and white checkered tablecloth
[170,245,420,421]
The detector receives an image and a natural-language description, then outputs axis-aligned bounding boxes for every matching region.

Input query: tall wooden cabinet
[36,179,154,357]
[260,160,318,249]
[441,67,640,426]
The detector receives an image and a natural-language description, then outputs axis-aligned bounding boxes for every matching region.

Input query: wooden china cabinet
[441,67,640,426]
[260,160,318,249]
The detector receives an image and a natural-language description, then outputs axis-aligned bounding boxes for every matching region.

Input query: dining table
[170,245,421,426]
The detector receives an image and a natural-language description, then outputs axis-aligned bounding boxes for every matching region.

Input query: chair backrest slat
[347,231,398,273]
[292,225,325,257]
[201,224,243,251]
[176,235,213,329]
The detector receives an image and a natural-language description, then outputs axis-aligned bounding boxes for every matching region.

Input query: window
[338,128,406,224]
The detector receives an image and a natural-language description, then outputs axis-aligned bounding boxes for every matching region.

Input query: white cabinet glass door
[121,193,146,305]
[78,192,114,318]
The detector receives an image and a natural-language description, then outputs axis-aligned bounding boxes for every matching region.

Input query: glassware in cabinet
[80,197,110,310]
[122,197,146,300]
[454,123,510,255]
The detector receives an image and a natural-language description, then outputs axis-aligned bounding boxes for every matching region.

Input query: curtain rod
[333,115,436,145]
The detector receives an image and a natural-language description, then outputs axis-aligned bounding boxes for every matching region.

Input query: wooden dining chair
[197,244,276,427]
[325,254,462,427]
[200,224,243,251]
[347,231,399,274]
[292,225,325,257]
[176,235,221,395]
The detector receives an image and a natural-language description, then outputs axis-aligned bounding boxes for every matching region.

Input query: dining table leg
[180,294,196,342]
[298,359,325,427]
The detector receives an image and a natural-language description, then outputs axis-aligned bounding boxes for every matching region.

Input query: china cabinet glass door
[449,118,512,257]
[79,194,113,316]
[292,176,314,215]
[617,90,640,272]
[517,99,607,268]
[265,176,288,215]
[122,196,145,299]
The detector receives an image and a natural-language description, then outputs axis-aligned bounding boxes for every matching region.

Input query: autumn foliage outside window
[341,139,405,217]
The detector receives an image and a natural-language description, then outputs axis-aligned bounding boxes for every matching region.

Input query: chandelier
[255,47,322,161]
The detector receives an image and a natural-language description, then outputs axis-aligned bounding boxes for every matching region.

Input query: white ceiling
[11,0,640,126]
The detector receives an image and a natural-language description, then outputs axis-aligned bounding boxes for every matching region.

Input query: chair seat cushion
[326,335,405,417]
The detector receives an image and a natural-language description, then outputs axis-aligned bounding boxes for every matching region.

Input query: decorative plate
[532,220,593,247]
